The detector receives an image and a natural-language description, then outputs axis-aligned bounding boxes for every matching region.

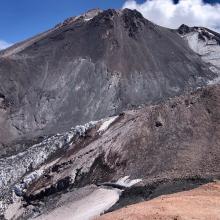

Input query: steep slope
[97,182,220,220]
[0,9,217,147]
[1,83,220,219]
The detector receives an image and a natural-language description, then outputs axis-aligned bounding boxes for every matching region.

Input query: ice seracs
[0,120,97,215]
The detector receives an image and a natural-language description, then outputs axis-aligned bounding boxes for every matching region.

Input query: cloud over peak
[123,0,220,32]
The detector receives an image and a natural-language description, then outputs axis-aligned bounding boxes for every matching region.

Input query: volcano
[0,9,217,148]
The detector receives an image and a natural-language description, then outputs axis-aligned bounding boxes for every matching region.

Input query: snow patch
[84,18,92,22]
[34,176,142,220]
[116,176,142,188]
[98,116,118,133]
[82,9,102,22]
[35,188,120,220]
[75,121,97,136]
[182,30,220,69]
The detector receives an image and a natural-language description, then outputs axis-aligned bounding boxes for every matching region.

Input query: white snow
[34,188,121,220]
[84,18,92,22]
[34,176,142,220]
[182,29,220,85]
[116,176,142,188]
[183,31,220,69]
[98,116,118,133]
[82,9,102,22]
[74,121,97,136]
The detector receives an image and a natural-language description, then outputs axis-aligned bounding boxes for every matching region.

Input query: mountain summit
[0,9,217,147]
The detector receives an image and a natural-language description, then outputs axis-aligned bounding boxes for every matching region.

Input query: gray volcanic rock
[0,9,218,148]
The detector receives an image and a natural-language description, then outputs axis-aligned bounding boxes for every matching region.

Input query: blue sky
[0,0,220,48]
[0,0,145,44]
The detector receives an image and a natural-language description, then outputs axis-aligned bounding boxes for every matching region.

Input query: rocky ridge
[1,83,220,219]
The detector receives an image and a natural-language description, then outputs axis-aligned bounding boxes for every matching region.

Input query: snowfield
[98,116,119,133]
[34,176,141,220]
[34,188,121,220]
[182,29,220,69]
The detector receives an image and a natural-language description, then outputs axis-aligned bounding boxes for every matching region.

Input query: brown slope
[96,182,220,220]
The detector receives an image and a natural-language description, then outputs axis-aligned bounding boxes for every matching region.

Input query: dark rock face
[0,9,216,147]
[178,24,192,35]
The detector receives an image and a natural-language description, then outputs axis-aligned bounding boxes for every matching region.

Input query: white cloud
[0,40,12,50]
[123,0,220,32]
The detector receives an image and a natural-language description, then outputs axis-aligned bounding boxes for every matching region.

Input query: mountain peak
[122,8,145,19]
[178,24,192,34]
